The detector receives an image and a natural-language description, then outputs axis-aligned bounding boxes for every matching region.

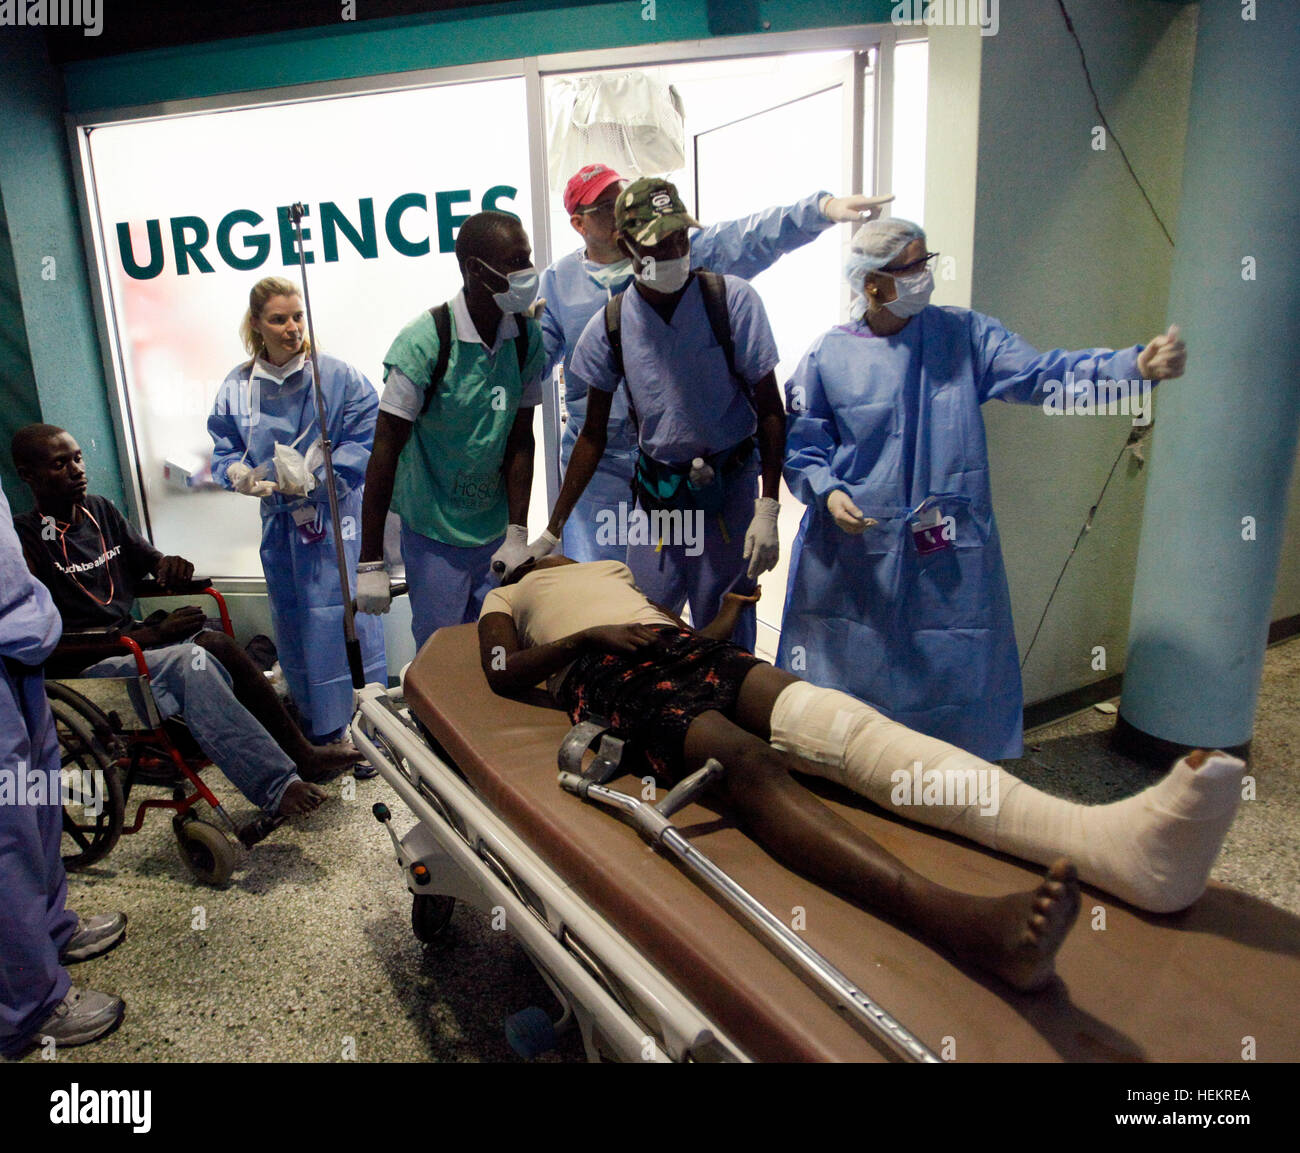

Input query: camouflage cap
[614,178,702,246]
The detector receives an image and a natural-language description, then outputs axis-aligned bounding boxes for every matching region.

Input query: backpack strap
[514,323,530,377]
[419,303,453,417]
[603,291,626,384]
[695,269,751,408]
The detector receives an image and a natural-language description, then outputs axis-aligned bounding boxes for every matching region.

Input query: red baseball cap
[563,163,625,216]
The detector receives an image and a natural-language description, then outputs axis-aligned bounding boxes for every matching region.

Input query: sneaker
[61,912,128,963]
[32,986,125,1048]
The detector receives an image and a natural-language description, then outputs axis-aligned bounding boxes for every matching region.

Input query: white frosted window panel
[891,39,929,226]
[86,78,531,578]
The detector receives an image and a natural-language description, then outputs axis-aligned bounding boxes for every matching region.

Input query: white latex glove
[827,489,874,535]
[356,566,392,615]
[525,296,547,321]
[227,461,278,499]
[493,527,560,581]
[1137,324,1186,380]
[820,193,895,224]
[743,497,780,579]
[273,442,317,497]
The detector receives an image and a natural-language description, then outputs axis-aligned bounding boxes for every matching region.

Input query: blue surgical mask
[586,257,633,291]
[480,260,540,314]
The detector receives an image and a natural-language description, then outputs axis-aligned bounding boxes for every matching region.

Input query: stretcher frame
[351,682,750,1062]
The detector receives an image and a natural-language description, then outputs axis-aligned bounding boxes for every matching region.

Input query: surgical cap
[845,217,926,319]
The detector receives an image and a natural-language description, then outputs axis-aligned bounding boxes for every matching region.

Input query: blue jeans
[80,642,299,813]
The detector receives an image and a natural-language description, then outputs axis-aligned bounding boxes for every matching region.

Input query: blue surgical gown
[208,353,385,740]
[540,191,832,560]
[778,307,1143,761]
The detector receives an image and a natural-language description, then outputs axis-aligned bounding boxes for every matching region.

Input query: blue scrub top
[569,273,780,465]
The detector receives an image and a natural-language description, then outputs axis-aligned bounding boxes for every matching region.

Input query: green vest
[386,308,544,547]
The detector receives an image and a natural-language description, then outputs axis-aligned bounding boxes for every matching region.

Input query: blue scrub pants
[1,662,77,1057]
[401,525,502,652]
[627,459,758,652]
[559,423,638,564]
[80,643,299,813]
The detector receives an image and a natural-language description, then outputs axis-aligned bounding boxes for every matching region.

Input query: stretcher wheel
[504,1006,558,1059]
[411,893,455,942]
[174,817,238,887]
[49,690,125,870]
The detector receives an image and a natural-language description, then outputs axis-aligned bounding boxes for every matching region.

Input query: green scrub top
[385,308,545,547]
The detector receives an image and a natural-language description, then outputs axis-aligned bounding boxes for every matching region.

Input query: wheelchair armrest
[48,629,150,679]
[134,581,234,637]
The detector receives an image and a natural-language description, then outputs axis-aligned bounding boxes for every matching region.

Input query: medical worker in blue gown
[541,162,892,562]
[1,478,126,1055]
[209,277,386,743]
[778,219,1187,761]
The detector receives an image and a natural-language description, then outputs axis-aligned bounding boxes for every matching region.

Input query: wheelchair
[50,581,283,886]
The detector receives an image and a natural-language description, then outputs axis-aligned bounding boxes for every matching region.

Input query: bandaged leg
[769,680,1246,913]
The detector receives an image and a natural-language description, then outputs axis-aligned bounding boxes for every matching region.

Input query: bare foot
[935,859,1080,991]
[278,780,328,816]
[298,743,364,782]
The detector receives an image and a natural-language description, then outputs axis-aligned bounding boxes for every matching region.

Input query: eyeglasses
[882,251,940,276]
[575,202,616,220]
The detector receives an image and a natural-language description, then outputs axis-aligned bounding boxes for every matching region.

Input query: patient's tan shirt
[479,560,674,650]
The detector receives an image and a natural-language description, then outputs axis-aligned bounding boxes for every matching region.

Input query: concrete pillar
[1117,1,1300,761]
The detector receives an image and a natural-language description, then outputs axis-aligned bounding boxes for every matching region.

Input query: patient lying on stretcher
[477,558,1247,992]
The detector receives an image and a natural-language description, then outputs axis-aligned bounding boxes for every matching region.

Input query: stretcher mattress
[405,625,1300,1062]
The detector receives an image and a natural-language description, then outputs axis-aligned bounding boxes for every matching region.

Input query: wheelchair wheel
[48,689,125,870]
[174,817,239,887]
[412,893,456,942]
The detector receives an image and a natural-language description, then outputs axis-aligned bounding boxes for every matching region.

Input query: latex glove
[273,442,317,497]
[1137,324,1186,380]
[356,565,392,615]
[743,497,780,579]
[827,489,872,535]
[525,296,547,321]
[227,461,278,499]
[820,193,895,224]
[495,528,560,581]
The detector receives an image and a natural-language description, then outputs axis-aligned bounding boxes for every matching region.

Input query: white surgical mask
[480,261,539,314]
[883,266,934,318]
[635,253,691,293]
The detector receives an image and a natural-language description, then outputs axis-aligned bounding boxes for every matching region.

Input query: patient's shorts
[555,626,763,778]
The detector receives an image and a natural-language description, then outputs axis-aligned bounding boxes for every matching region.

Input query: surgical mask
[883,266,934,318]
[586,257,633,291]
[635,253,690,293]
[480,261,539,314]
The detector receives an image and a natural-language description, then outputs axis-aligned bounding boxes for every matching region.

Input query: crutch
[288,202,365,690]
[558,749,941,1063]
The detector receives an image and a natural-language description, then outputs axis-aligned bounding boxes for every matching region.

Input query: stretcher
[353,624,1300,1062]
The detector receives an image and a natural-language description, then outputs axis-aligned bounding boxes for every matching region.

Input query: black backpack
[418,302,530,416]
[602,269,754,421]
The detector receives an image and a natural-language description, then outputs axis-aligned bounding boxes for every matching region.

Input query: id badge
[909,504,951,555]
[292,503,326,544]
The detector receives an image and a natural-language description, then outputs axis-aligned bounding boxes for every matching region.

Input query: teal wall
[0,185,44,515]
[0,28,125,511]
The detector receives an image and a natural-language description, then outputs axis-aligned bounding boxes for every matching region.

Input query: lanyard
[50,503,115,607]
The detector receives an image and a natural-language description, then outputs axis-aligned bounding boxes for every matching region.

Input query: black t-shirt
[15,495,162,632]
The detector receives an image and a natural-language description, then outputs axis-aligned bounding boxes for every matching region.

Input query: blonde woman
[208,277,385,742]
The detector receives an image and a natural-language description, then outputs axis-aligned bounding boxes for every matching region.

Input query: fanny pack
[634,436,754,514]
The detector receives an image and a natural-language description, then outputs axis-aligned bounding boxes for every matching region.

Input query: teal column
[1118,2,1300,758]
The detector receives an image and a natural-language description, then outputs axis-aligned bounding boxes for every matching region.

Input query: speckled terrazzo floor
[16,636,1298,1063]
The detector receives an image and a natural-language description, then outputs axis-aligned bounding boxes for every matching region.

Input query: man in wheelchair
[12,425,362,820]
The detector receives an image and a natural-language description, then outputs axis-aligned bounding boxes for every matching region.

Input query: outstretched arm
[544,386,612,538]
[360,411,413,564]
